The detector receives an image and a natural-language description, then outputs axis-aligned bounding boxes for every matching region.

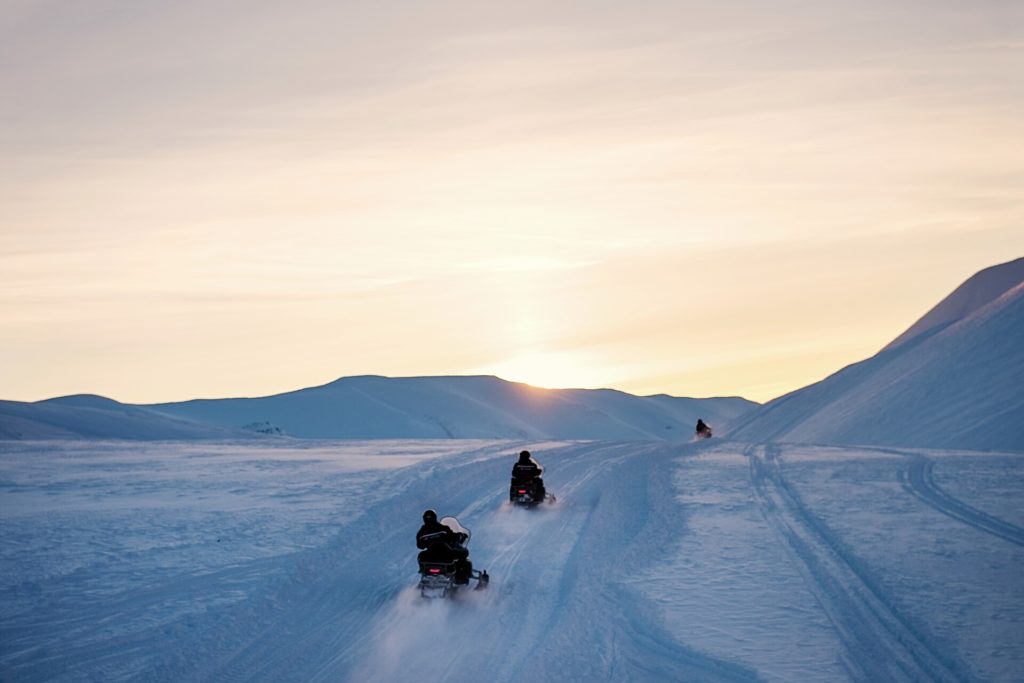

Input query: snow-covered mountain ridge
[731,257,1024,451]
[0,375,757,441]
[884,257,1024,351]
[0,394,247,440]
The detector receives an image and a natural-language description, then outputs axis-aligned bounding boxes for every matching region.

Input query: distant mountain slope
[0,378,757,441]
[731,259,1024,451]
[0,395,246,440]
[146,375,756,441]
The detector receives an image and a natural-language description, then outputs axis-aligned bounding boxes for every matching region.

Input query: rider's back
[417,520,454,549]
[511,456,543,481]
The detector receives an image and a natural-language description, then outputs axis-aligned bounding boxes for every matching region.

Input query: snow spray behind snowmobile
[417,516,489,598]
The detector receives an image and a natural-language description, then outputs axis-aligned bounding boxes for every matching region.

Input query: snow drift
[730,258,1024,451]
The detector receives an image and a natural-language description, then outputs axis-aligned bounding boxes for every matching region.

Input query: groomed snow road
[2,440,1022,681]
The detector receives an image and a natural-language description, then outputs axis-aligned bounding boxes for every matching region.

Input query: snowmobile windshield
[440,516,470,543]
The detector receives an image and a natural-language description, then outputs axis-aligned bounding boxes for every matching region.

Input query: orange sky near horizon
[2,1,1022,404]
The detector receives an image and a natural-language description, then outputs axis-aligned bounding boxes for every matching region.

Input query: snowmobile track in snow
[746,444,965,683]
[898,454,1024,548]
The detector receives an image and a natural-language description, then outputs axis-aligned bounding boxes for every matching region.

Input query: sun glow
[480,350,619,390]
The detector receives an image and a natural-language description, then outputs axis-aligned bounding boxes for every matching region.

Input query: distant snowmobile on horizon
[509,450,556,507]
[695,419,713,439]
[416,511,488,598]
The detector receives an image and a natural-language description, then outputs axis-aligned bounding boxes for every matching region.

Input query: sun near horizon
[2,1,1022,405]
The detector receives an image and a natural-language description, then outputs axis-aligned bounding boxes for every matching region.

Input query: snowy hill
[0,395,246,440]
[731,258,1024,451]
[884,257,1024,351]
[0,377,756,441]
[147,375,757,440]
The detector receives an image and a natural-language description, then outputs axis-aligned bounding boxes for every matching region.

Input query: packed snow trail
[199,441,760,683]
[3,439,1022,681]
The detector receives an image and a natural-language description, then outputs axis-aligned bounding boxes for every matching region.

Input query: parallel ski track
[746,444,966,683]
[482,442,637,683]
[896,453,1024,548]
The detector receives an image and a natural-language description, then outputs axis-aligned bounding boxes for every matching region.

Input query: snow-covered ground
[2,439,1022,682]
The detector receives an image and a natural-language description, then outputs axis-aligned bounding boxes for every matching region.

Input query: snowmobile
[509,480,556,507]
[418,516,489,598]
[695,420,713,439]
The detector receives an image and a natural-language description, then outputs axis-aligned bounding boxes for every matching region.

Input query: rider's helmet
[422,509,437,523]
[519,450,531,461]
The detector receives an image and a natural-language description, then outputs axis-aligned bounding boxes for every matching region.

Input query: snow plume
[491,502,548,533]
[351,587,492,682]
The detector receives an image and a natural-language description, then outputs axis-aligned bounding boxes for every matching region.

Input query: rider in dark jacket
[416,509,462,549]
[416,509,471,583]
[510,450,545,502]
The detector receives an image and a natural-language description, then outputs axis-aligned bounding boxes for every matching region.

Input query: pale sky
[2,0,1022,404]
